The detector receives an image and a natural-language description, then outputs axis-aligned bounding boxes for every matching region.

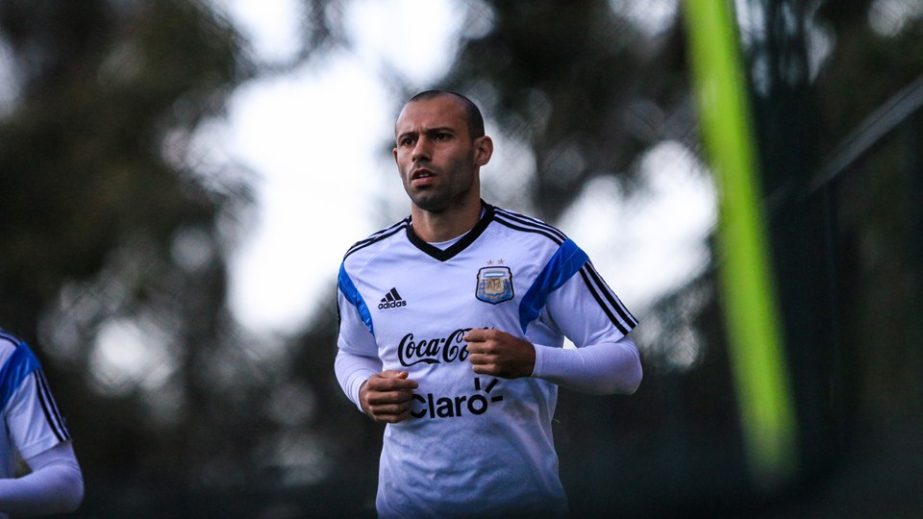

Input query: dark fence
[577,74,923,517]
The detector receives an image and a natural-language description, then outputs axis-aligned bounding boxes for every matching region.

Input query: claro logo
[411,377,504,419]
[397,329,470,367]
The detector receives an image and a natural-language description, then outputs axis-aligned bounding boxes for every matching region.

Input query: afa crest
[476,266,514,304]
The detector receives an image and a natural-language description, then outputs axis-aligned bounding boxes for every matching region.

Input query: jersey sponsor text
[397,328,470,367]
[411,377,504,419]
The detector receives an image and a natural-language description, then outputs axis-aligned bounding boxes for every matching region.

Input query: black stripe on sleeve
[578,267,630,335]
[39,371,71,439]
[34,372,69,443]
[493,215,564,245]
[346,219,408,254]
[344,220,409,259]
[585,263,638,327]
[37,371,70,440]
[493,208,568,242]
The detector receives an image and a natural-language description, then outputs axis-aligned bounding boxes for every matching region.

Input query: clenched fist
[360,370,419,423]
[464,328,535,379]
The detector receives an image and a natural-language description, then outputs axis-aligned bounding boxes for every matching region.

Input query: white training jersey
[337,202,637,518]
[0,331,71,480]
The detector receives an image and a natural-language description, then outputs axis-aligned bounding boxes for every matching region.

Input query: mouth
[411,168,434,180]
[410,168,436,187]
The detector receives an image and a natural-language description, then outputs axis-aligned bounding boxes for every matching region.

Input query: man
[335,90,641,517]
[0,329,83,516]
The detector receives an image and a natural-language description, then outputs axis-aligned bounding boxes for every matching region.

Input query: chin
[413,199,449,213]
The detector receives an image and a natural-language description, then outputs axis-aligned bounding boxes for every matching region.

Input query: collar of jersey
[405,201,495,261]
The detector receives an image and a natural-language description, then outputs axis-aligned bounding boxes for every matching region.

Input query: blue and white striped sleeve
[2,344,71,460]
[530,247,642,394]
[335,263,382,410]
[545,256,638,346]
[336,262,378,357]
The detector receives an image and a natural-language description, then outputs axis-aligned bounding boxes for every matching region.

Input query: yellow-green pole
[682,0,797,487]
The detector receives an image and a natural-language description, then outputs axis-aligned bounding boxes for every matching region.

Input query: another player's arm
[0,442,83,515]
[0,370,83,515]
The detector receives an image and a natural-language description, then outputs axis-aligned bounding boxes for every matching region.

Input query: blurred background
[0,0,921,516]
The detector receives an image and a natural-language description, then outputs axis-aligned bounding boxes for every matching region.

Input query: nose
[411,136,431,162]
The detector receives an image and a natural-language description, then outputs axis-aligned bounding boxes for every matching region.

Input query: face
[393,96,492,214]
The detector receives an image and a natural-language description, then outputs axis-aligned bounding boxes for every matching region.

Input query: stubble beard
[411,185,474,213]
[405,159,477,214]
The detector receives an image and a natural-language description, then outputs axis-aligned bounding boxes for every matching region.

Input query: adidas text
[379,288,406,310]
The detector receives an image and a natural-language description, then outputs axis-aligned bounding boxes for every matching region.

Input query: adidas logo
[378,288,407,310]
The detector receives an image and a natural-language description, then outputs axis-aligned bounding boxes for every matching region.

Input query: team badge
[476,266,514,304]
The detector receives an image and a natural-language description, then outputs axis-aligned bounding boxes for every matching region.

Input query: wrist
[530,343,547,377]
[358,379,371,414]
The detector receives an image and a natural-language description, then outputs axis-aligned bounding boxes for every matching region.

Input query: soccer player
[334,90,642,517]
[0,329,83,516]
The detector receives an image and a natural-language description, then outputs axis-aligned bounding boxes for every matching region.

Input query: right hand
[359,370,419,423]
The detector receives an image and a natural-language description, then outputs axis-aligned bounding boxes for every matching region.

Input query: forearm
[334,349,382,411]
[532,335,642,394]
[0,442,83,515]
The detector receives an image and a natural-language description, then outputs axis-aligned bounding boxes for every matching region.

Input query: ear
[474,136,493,166]
[392,146,398,164]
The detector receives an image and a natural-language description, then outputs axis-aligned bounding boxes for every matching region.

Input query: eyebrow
[396,127,457,141]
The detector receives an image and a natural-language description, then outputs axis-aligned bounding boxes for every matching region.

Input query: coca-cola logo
[397,328,470,367]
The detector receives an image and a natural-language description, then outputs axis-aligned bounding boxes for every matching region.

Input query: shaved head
[403,90,485,140]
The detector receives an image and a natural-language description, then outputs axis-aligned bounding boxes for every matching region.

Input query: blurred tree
[317,0,923,515]
[1,0,920,516]
[436,0,692,221]
[809,0,923,502]
[740,0,923,501]
[0,0,260,512]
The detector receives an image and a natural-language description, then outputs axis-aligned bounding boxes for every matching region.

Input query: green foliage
[0,0,258,497]
[433,0,690,220]
[0,0,249,328]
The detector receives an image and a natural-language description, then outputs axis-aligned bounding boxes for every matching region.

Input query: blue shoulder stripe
[518,239,588,333]
[0,340,40,411]
[338,263,374,336]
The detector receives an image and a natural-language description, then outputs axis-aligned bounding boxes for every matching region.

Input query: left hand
[464,328,535,378]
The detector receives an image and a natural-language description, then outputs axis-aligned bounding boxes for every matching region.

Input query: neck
[411,197,482,243]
